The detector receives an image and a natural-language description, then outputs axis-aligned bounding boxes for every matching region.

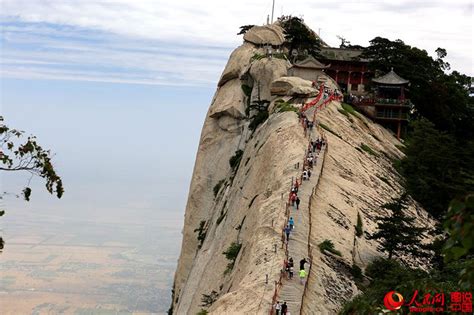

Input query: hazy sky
[1,0,473,87]
[0,0,473,222]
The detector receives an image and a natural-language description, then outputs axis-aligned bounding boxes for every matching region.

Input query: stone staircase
[277,125,326,314]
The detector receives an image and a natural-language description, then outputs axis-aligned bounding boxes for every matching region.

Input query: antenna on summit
[271,0,275,23]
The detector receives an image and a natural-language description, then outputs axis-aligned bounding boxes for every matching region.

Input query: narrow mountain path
[277,125,326,314]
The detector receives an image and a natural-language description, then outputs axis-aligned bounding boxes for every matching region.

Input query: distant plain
[1,207,182,315]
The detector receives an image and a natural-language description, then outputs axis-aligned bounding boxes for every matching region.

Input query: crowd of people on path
[274,258,311,314]
[283,257,310,282]
[273,110,329,315]
[302,137,325,181]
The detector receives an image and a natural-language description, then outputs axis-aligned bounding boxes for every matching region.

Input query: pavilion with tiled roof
[288,56,330,82]
[372,68,410,85]
[354,68,411,139]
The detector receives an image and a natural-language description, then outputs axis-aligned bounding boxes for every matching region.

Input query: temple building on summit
[288,56,330,82]
[286,48,410,139]
[353,68,411,139]
[318,47,372,94]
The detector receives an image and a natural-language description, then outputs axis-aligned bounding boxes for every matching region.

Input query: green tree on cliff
[369,194,427,260]
[362,37,474,219]
[401,119,474,219]
[362,37,474,138]
[278,16,321,58]
[237,24,255,35]
[443,194,474,290]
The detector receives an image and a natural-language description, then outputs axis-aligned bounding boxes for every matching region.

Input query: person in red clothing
[290,192,297,206]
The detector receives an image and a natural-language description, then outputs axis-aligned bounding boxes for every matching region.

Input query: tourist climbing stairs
[277,126,326,314]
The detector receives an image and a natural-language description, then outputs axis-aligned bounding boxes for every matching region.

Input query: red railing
[302,85,341,123]
[270,99,333,315]
[299,138,329,314]
[300,84,325,112]
[270,172,301,314]
[269,122,316,314]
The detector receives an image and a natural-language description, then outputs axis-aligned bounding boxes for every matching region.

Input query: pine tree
[278,16,321,58]
[370,193,427,260]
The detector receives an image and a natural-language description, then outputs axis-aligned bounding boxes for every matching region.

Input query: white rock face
[209,78,246,119]
[300,103,435,314]
[249,58,288,102]
[172,37,294,314]
[243,24,286,46]
[271,76,317,96]
[218,42,257,87]
[175,111,306,314]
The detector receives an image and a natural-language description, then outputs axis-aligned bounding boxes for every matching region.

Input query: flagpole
[271,0,275,23]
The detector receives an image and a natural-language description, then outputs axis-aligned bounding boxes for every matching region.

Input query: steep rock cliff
[172,24,434,315]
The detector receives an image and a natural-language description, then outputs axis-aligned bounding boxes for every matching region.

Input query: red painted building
[318,47,372,94]
[354,69,411,139]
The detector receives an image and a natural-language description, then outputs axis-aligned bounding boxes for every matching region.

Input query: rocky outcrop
[249,58,288,102]
[218,42,257,87]
[172,25,293,315]
[300,103,435,314]
[209,78,246,119]
[243,24,286,46]
[271,76,317,96]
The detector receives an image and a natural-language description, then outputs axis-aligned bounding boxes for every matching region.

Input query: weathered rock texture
[243,24,286,46]
[271,76,317,96]
[172,24,434,315]
[299,103,435,314]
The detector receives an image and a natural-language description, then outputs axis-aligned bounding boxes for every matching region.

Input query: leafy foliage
[369,194,427,259]
[250,53,265,62]
[318,239,341,256]
[0,116,64,201]
[362,37,474,138]
[351,264,363,281]
[223,242,242,274]
[443,194,474,289]
[223,242,242,261]
[400,119,474,219]
[248,100,270,132]
[359,143,378,157]
[338,108,350,118]
[340,258,467,314]
[249,99,270,112]
[229,150,243,172]
[237,25,255,35]
[1,116,64,252]
[274,100,298,113]
[362,38,474,221]
[213,179,225,197]
[273,52,288,60]
[200,290,218,307]
[342,195,474,313]
[194,220,207,249]
[278,16,321,58]
[249,110,269,131]
[355,212,363,238]
[241,84,252,97]
[341,103,359,116]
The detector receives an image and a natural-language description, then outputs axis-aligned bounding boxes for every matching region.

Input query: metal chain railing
[269,125,316,314]
[299,130,329,315]
[269,93,334,315]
